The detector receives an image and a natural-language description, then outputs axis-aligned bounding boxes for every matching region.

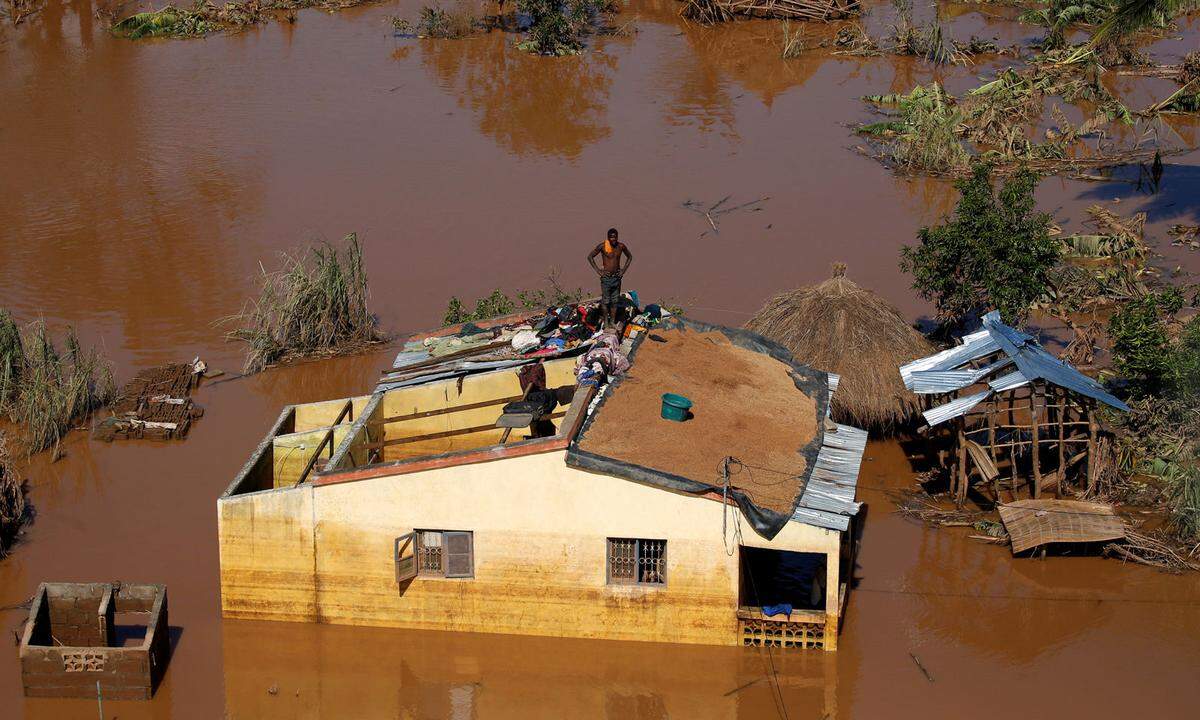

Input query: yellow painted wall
[272,426,357,488]
[292,396,372,433]
[218,485,318,623]
[219,451,841,646]
[378,359,577,461]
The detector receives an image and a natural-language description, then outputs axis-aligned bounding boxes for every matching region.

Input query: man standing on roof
[587,228,633,328]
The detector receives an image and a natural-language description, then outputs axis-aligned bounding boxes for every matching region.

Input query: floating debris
[94,360,207,442]
[1104,530,1200,573]
[681,195,769,237]
[1169,224,1200,249]
[856,62,1168,178]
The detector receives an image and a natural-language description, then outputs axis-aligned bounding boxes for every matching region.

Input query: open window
[394,532,417,583]
[397,530,475,580]
[607,538,666,586]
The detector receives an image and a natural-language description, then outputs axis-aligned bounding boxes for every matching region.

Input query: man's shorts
[601,274,622,307]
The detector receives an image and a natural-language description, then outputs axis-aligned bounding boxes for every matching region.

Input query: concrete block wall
[42,582,112,647]
[19,583,170,700]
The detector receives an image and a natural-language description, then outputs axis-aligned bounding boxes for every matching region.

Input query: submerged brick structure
[19,582,169,699]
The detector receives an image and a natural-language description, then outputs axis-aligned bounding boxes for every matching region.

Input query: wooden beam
[372,394,526,425]
[1056,386,1066,498]
[365,411,567,450]
[1031,382,1042,499]
[1086,402,1099,494]
[955,419,968,508]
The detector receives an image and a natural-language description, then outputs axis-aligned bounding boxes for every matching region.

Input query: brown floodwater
[2,1,1200,718]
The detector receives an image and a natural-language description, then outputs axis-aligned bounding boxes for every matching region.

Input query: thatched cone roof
[745,264,936,432]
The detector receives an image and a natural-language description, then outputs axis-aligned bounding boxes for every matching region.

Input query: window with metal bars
[607,538,666,585]
[395,530,473,580]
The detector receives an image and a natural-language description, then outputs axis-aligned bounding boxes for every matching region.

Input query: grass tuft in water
[227,233,383,374]
[0,318,115,455]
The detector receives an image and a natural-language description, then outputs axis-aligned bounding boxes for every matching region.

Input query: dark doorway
[739,547,826,612]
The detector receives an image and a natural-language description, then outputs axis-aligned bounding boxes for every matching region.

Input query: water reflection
[418,32,617,159]
[221,619,842,719]
[0,0,264,367]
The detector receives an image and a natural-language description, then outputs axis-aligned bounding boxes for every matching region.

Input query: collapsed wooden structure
[900,312,1129,506]
[94,361,205,441]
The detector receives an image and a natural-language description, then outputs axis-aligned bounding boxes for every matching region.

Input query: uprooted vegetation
[0,311,116,455]
[854,61,1170,178]
[226,233,384,374]
[0,433,31,558]
[110,0,384,39]
[443,270,585,325]
[1036,203,1159,317]
[680,0,859,23]
[3,0,44,25]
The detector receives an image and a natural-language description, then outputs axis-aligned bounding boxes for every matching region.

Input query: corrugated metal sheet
[791,422,866,531]
[902,313,1129,417]
[907,358,1013,394]
[989,370,1028,392]
[981,312,1129,411]
[922,390,989,427]
[899,330,996,389]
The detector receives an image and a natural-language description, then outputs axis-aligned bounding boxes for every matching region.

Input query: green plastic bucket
[660,393,693,422]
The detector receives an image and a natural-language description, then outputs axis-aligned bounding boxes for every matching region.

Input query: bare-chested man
[587,228,633,327]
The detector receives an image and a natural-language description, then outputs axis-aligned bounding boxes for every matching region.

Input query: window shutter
[394,532,417,583]
[443,531,474,578]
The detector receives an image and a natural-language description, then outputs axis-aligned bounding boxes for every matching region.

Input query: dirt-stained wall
[218,451,840,646]
[218,485,318,623]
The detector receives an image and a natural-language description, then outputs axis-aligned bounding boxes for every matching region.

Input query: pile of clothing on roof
[576,332,629,388]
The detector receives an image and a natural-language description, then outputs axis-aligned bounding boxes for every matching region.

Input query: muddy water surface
[2,1,1200,718]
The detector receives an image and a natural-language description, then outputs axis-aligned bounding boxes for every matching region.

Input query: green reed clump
[415,3,481,38]
[228,233,383,373]
[0,318,115,455]
[443,271,584,325]
[0,433,30,558]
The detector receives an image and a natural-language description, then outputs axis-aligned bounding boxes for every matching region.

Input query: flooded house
[218,313,866,650]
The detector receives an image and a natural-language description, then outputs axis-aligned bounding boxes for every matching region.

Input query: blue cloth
[762,603,793,618]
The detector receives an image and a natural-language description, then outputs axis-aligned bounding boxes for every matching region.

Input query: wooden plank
[1031,382,1042,499]
[293,400,352,487]
[372,394,526,425]
[1086,403,1099,494]
[1056,386,1066,498]
[364,411,567,449]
